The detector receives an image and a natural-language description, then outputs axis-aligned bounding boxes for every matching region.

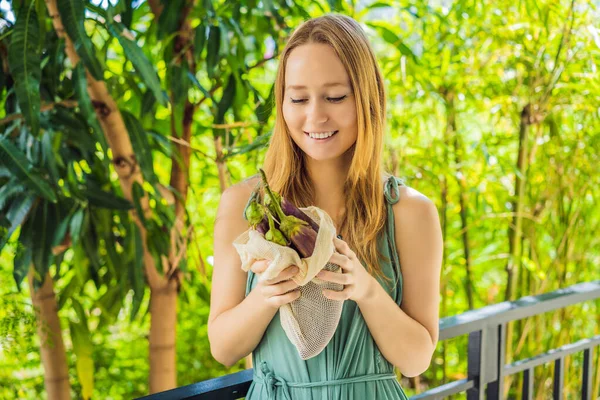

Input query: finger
[270,289,301,307]
[316,269,350,285]
[267,279,299,296]
[323,287,351,301]
[250,259,270,274]
[266,266,299,285]
[333,237,356,259]
[328,252,352,270]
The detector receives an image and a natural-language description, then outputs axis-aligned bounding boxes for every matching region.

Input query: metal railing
[138,280,600,400]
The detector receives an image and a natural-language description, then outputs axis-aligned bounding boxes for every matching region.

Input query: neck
[304,152,352,227]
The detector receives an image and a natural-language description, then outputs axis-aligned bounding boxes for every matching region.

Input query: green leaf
[41,131,60,183]
[129,221,145,321]
[0,137,57,202]
[367,23,419,63]
[216,74,236,124]
[131,182,147,226]
[73,63,109,153]
[69,320,94,400]
[106,20,167,106]
[31,200,55,289]
[224,132,271,160]
[168,64,189,105]
[69,208,85,245]
[194,22,207,59]
[206,25,221,79]
[0,178,29,210]
[140,89,156,119]
[187,70,211,100]
[156,0,185,39]
[84,179,133,210]
[255,83,275,124]
[0,193,36,253]
[121,110,157,185]
[57,0,104,80]
[8,2,41,135]
[13,211,34,289]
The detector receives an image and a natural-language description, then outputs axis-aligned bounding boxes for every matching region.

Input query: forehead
[285,43,350,89]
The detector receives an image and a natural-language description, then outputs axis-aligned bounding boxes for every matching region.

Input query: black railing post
[522,368,533,400]
[553,357,564,400]
[582,348,592,400]
[485,323,506,400]
[467,330,483,400]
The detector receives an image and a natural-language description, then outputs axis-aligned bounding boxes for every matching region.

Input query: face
[282,43,358,163]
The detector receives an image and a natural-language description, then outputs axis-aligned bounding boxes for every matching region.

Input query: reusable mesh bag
[232,206,344,360]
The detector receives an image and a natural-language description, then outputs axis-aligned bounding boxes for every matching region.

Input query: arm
[358,188,443,376]
[207,180,277,368]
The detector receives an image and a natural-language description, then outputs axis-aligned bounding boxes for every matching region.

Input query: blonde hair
[262,14,392,282]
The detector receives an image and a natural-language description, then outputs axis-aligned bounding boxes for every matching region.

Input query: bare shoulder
[392,185,438,219]
[216,175,261,219]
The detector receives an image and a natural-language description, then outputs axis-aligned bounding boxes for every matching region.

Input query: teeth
[308,131,336,139]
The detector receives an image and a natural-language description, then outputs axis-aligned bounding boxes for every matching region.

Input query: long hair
[261,14,392,282]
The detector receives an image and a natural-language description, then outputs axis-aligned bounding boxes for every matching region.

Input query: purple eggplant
[259,169,318,258]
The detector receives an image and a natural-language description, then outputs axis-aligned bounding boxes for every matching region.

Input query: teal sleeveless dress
[244,176,409,400]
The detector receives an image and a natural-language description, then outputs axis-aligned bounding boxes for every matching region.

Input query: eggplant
[259,169,318,257]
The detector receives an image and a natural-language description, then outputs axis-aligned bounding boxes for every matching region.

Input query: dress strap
[383,175,405,302]
[384,175,404,205]
[254,361,397,400]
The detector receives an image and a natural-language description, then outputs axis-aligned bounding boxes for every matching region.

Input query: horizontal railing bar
[439,281,600,341]
[136,369,253,400]
[411,378,474,399]
[504,335,600,376]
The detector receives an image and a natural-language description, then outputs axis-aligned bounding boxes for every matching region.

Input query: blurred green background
[1,0,599,399]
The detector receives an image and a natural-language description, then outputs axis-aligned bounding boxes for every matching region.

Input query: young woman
[209,13,443,399]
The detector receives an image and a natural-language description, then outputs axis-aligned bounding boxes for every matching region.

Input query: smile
[304,130,339,141]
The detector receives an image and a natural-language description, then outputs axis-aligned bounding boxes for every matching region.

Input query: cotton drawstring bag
[233,206,344,360]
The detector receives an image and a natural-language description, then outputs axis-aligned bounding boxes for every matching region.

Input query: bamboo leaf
[156,0,185,39]
[69,208,85,245]
[367,23,419,63]
[194,22,206,59]
[69,320,94,400]
[8,1,41,135]
[84,179,133,210]
[107,20,167,106]
[130,221,144,321]
[0,137,57,202]
[73,63,108,153]
[121,110,157,185]
[206,25,221,79]
[57,0,104,80]
[216,74,236,123]
[187,70,211,100]
[31,200,55,289]
[0,193,36,253]
[0,178,29,209]
[131,182,147,226]
[13,210,34,289]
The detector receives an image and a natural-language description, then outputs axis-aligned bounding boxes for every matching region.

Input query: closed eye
[290,95,348,104]
[328,95,347,103]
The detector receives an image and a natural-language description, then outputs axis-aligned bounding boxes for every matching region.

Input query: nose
[306,99,328,124]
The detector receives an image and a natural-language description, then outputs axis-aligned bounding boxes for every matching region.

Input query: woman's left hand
[316,237,377,302]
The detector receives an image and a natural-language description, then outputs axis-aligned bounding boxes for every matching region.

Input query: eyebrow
[285,82,349,90]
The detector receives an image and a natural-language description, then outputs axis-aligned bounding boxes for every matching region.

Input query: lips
[304,130,339,140]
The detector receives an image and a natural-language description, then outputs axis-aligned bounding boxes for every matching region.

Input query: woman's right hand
[250,260,301,309]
